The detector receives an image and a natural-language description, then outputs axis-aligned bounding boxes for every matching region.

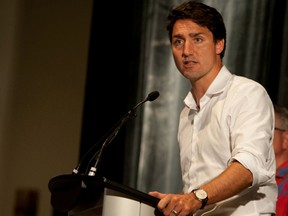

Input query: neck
[191,64,223,107]
[276,156,288,168]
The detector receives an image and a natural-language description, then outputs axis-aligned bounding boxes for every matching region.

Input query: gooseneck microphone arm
[87,90,159,176]
[72,91,160,176]
[87,110,134,176]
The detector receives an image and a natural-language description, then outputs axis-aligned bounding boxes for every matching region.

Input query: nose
[182,41,194,57]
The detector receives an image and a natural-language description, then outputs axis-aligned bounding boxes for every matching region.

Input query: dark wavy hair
[166,1,226,59]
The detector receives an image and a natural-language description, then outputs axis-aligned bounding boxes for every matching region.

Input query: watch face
[195,189,207,199]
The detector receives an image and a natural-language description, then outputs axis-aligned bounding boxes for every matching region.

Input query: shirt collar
[184,65,232,109]
[206,65,232,96]
[276,160,288,178]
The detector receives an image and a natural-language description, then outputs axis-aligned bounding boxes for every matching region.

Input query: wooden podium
[48,174,163,216]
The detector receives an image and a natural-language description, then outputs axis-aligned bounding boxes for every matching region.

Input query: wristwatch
[192,188,208,209]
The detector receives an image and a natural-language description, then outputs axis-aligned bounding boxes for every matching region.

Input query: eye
[173,39,183,47]
[194,37,202,43]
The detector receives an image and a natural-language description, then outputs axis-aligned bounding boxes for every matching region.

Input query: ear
[282,131,288,149]
[216,39,225,55]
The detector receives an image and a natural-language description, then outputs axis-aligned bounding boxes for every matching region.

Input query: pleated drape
[123,0,288,194]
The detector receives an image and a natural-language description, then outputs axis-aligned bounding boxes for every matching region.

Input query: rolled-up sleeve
[228,80,275,186]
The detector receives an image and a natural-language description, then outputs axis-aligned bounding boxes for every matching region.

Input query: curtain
[123,0,288,194]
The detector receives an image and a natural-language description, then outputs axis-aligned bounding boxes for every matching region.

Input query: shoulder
[223,74,273,114]
[230,75,268,97]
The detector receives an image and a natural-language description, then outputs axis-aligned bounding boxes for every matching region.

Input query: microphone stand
[87,109,136,176]
[72,91,160,176]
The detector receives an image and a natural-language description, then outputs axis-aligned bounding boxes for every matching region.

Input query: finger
[149,191,166,199]
[170,209,179,216]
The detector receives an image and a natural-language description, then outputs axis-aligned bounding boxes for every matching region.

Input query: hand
[149,191,201,216]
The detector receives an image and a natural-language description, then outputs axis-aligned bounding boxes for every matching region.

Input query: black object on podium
[48,174,163,216]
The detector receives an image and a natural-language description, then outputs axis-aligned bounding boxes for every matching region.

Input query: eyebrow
[172,32,205,40]
[189,32,205,37]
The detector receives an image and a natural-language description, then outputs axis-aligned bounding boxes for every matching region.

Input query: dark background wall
[79,0,144,183]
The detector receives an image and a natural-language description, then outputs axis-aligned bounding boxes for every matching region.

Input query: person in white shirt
[149,1,277,215]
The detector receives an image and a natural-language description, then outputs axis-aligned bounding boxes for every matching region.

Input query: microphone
[147,91,160,101]
[72,91,160,176]
[130,90,160,111]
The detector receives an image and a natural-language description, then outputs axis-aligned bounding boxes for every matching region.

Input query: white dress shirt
[178,66,277,215]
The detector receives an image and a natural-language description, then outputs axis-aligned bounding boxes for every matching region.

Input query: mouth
[183,60,197,66]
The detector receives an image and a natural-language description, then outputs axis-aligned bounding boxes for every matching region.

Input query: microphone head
[146,91,160,101]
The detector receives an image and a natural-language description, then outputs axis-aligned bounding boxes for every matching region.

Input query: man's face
[170,19,224,83]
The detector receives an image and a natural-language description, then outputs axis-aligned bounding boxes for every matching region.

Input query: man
[149,1,277,215]
[273,104,288,216]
